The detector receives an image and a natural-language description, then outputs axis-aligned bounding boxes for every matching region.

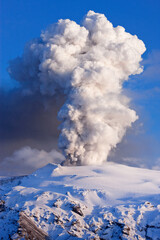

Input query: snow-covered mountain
[0,163,160,239]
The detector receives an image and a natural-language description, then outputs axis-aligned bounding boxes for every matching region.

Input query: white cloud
[8,11,145,166]
[0,147,65,176]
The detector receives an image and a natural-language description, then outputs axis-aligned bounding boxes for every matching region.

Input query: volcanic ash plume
[8,11,146,165]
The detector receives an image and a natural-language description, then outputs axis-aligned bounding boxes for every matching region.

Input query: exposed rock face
[72,204,84,217]
[6,198,160,240]
[0,200,5,212]
[15,211,49,240]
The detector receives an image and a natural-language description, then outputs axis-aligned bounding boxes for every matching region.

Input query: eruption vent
[9,11,146,165]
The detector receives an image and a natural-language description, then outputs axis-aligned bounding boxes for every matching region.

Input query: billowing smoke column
[9,11,146,165]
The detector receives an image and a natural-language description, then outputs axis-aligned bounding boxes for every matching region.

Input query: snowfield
[0,162,160,239]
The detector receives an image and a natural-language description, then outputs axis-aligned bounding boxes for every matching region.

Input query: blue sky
[0,0,160,168]
[1,0,160,85]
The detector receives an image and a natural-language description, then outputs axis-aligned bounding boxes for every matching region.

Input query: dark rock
[0,200,5,212]
[72,205,83,216]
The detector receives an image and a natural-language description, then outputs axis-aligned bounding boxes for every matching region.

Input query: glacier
[0,162,160,239]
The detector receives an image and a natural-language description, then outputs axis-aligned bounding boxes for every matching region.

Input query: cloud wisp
[0,147,64,176]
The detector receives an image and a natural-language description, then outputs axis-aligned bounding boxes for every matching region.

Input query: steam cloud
[8,11,146,165]
[0,147,64,176]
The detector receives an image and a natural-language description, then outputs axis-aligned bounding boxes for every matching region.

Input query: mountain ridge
[0,162,160,239]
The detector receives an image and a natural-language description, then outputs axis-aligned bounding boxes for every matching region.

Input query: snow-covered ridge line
[0,163,160,239]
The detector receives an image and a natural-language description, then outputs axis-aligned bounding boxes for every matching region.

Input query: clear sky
[1,0,160,84]
[0,0,160,169]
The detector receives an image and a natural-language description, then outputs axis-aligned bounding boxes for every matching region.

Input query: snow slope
[0,162,160,239]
